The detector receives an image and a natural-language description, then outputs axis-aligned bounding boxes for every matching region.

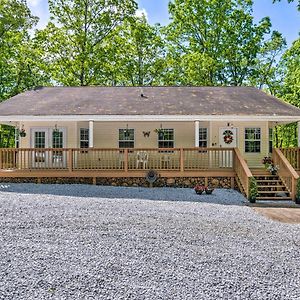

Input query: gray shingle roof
[0,86,299,116]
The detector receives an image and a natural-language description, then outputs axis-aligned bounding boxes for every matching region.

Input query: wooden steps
[252,171,292,201]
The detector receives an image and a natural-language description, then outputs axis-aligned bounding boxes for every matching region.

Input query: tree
[101,15,166,86]
[273,38,300,147]
[0,0,40,100]
[165,0,277,86]
[38,0,137,86]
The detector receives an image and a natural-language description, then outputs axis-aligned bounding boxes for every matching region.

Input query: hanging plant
[53,124,60,137]
[19,125,26,137]
[223,129,233,144]
[19,129,26,138]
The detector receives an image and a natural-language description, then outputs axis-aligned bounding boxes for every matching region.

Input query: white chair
[136,151,149,169]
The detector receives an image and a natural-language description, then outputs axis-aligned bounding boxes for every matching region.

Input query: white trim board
[0,115,300,122]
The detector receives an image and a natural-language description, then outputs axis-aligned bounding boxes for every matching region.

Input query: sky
[28,0,299,46]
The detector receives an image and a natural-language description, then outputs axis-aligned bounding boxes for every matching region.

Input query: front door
[31,128,66,168]
[219,128,238,167]
[31,129,49,168]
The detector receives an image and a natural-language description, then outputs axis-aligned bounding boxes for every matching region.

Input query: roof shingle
[0,86,299,117]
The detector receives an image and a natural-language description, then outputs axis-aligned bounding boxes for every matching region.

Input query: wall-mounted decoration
[143,131,150,138]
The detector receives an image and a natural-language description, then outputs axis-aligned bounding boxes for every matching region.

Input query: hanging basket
[19,130,26,137]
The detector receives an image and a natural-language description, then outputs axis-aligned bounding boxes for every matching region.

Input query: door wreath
[223,130,234,144]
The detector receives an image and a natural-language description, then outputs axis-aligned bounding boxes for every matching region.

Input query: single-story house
[0,86,299,201]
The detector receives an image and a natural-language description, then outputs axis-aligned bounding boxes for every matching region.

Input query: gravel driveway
[0,184,299,300]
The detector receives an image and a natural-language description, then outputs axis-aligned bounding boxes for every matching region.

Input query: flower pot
[249,197,256,203]
[19,132,26,137]
[205,189,214,195]
[271,171,277,176]
[195,190,203,195]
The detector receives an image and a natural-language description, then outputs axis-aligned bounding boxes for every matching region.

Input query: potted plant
[194,184,206,195]
[267,163,279,175]
[53,124,60,138]
[205,186,214,194]
[19,126,26,137]
[261,156,272,169]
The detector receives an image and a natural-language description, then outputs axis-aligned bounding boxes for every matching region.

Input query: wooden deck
[0,147,298,202]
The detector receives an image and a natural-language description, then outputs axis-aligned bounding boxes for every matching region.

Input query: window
[245,128,261,153]
[269,128,273,153]
[199,128,208,147]
[80,128,89,148]
[34,131,46,148]
[119,128,134,148]
[53,131,63,148]
[158,129,174,148]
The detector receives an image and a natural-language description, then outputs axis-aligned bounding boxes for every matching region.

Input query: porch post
[89,120,94,148]
[194,121,200,147]
[298,122,300,147]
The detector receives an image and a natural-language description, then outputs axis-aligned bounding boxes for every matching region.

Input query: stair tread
[256,179,281,182]
[257,191,288,194]
[257,185,285,188]
[256,197,292,200]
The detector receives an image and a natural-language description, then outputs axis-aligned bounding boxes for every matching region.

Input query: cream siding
[211,121,269,168]
[19,120,269,167]
[19,122,77,148]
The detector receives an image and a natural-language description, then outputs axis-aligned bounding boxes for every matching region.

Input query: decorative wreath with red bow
[223,130,234,144]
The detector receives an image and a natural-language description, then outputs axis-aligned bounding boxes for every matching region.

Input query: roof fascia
[0,115,300,122]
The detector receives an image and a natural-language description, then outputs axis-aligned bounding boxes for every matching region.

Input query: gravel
[0,183,299,300]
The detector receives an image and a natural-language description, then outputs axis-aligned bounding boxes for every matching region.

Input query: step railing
[280,147,300,170]
[233,148,253,199]
[273,148,299,201]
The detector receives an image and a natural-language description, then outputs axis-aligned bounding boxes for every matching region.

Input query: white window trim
[199,127,208,148]
[30,127,67,148]
[157,128,175,148]
[79,128,89,148]
[244,127,261,153]
[118,128,135,148]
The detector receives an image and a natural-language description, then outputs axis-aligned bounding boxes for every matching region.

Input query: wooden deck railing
[0,147,235,172]
[280,148,300,170]
[273,148,299,201]
[232,148,253,199]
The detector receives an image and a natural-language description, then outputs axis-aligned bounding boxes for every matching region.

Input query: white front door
[219,128,238,167]
[31,128,66,168]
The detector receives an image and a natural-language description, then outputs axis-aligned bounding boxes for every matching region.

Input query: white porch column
[298,122,300,147]
[194,120,200,147]
[89,120,94,148]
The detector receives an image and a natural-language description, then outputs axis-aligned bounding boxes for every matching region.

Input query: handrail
[273,148,299,201]
[280,147,300,170]
[0,147,236,172]
[233,148,253,199]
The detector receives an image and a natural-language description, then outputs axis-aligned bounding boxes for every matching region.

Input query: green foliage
[248,177,258,203]
[296,177,300,202]
[0,125,16,148]
[0,0,47,101]
[37,0,137,86]
[165,0,275,86]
